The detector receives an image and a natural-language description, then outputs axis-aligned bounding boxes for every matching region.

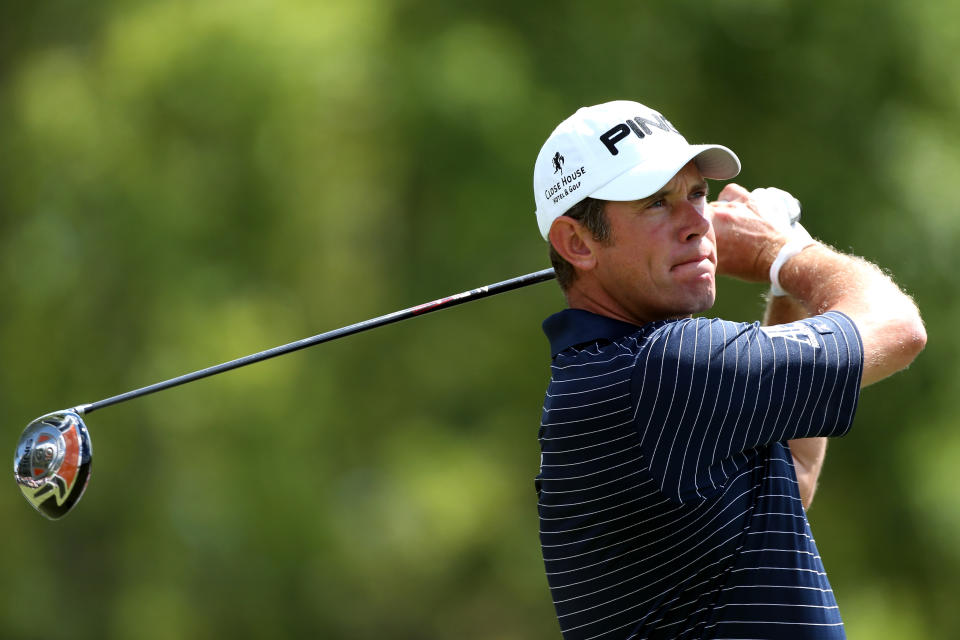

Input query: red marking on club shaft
[410,298,448,315]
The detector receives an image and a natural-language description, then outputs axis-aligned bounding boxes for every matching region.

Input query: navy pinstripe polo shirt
[536,309,863,639]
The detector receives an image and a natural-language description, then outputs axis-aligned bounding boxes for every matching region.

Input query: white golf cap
[533,100,741,240]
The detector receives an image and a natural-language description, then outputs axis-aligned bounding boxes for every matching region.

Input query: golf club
[14,267,557,520]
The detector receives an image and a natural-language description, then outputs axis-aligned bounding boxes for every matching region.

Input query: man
[532,101,925,639]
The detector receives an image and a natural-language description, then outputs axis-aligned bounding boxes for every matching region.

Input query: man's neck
[564,281,693,326]
[564,284,647,326]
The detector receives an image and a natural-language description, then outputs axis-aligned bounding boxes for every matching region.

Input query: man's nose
[678,200,710,241]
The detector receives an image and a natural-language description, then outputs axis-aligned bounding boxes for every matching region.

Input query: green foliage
[1,0,956,637]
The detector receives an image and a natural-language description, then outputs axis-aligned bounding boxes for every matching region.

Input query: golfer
[532,101,925,639]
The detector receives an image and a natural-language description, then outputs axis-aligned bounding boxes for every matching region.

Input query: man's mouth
[671,255,712,271]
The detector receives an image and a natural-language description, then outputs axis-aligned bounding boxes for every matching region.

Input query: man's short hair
[549,197,610,290]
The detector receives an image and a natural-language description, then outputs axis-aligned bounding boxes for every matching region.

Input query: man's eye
[648,199,666,209]
[691,190,707,200]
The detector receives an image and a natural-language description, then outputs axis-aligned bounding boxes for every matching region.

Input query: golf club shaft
[75,268,557,416]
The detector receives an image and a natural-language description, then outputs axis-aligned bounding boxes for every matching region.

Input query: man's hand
[709,183,790,283]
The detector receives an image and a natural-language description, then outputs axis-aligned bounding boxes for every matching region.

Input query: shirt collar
[542,308,646,357]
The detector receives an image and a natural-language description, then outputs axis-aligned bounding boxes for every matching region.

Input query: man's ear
[548,216,598,273]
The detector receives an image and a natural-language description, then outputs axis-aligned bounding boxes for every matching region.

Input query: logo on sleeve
[760,323,820,349]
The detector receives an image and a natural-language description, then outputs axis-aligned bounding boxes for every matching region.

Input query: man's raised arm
[711,185,927,388]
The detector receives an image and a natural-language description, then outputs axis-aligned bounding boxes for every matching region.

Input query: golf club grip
[78,268,557,415]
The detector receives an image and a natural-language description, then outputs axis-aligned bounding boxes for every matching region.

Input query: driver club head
[14,410,93,520]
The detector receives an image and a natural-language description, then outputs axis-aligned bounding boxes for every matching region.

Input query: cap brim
[591,144,740,202]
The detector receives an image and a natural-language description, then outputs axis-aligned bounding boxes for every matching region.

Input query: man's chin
[686,288,716,315]
[655,292,716,321]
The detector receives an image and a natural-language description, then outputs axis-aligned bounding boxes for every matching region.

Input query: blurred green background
[1,0,956,638]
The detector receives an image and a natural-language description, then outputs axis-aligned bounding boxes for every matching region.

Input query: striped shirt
[536,309,863,639]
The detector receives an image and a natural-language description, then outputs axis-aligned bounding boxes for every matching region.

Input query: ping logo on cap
[599,113,680,156]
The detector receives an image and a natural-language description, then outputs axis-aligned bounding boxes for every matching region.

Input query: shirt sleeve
[630,311,863,503]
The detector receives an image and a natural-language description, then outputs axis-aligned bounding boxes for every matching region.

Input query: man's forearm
[776,244,926,387]
[764,293,826,510]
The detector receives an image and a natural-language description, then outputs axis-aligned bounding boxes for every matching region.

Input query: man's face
[592,162,716,323]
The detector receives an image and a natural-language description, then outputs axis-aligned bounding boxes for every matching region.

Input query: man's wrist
[770,231,817,296]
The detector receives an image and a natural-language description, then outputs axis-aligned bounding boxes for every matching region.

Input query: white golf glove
[751,187,801,232]
[749,187,816,296]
